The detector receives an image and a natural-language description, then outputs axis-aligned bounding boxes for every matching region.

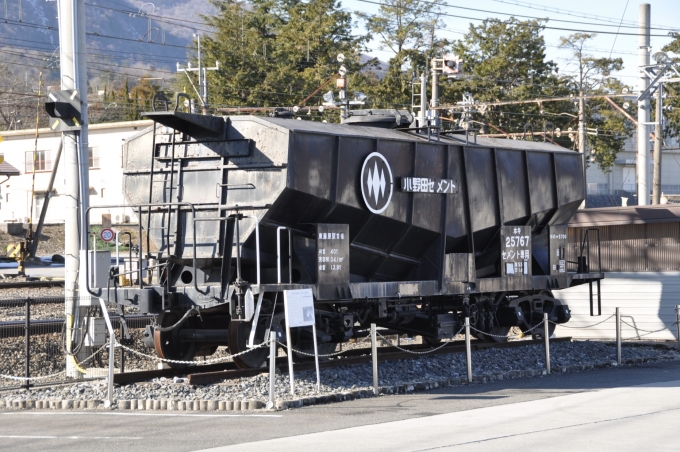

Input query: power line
[429,0,678,31]
[355,0,678,37]
[487,0,672,29]
[96,0,214,28]
[0,35,186,62]
[0,19,192,49]
[84,2,216,34]
[608,0,631,59]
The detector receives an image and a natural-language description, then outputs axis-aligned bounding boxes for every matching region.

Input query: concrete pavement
[1,360,679,452]
[201,379,680,452]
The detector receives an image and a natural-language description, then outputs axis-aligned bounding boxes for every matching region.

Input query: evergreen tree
[661,34,680,140]
[446,18,569,138]
[196,0,368,114]
[558,33,634,171]
[357,0,447,108]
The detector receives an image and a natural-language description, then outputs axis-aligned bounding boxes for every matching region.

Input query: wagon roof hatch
[142,111,226,140]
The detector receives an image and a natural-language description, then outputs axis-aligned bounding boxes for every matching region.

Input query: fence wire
[0,297,156,391]
[2,299,679,392]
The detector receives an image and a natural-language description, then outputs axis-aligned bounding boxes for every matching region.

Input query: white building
[586,131,680,207]
[2,119,677,223]
[0,120,152,225]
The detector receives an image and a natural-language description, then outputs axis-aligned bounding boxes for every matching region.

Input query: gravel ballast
[1,340,679,411]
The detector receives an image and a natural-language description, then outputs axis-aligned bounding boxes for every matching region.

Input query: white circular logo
[360,152,393,214]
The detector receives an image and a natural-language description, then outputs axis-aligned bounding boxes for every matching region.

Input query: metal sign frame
[283,288,321,394]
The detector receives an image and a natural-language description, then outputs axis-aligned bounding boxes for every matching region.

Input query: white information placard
[283,288,320,394]
[284,289,316,327]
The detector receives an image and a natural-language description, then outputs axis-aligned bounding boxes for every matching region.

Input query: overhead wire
[607,0,631,59]
[354,0,678,37]
[487,0,671,29]
[432,0,678,31]
[84,2,217,35]
[0,0,658,116]
[96,0,216,28]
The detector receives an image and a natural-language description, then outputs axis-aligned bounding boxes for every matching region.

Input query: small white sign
[284,288,316,328]
[283,288,320,395]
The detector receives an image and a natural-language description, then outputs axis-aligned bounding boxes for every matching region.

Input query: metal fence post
[465,317,472,383]
[98,298,116,408]
[25,298,31,390]
[119,322,125,374]
[371,323,378,395]
[676,305,680,352]
[268,331,276,409]
[543,312,550,374]
[616,307,622,365]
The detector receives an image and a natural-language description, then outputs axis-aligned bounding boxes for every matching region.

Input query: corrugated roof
[0,161,20,176]
[568,204,680,227]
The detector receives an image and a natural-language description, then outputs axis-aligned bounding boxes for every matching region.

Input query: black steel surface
[120,114,596,306]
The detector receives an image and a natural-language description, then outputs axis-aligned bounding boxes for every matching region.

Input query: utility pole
[578,90,587,208]
[57,0,90,377]
[578,91,586,157]
[637,3,651,205]
[177,35,220,114]
[652,83,663,204]
[337,54,348,122]
[419,73,427,128]
[639,51,680,204]
[637,56,680,207]
[431,65,440,132]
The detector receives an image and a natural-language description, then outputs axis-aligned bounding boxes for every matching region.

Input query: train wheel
[228,320,270,369]
[153,311,197,369]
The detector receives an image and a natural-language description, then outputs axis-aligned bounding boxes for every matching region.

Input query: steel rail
[0,280,64,289]
[0,314,156,338]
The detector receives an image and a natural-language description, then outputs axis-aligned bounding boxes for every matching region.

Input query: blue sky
[341,0,680,87]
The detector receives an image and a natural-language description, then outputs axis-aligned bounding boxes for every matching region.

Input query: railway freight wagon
[94,108,603,368]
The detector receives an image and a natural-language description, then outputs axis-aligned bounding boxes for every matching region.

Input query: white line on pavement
[1,411,282,418]
[0,435,142,440]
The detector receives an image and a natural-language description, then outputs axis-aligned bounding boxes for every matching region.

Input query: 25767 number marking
[505,236,529,248]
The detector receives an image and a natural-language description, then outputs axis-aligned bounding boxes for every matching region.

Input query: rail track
[0,280,64,289]
[113,337,572,386]
[0,314,156,338]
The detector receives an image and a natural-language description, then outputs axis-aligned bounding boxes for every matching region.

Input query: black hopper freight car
[87,103,603,369]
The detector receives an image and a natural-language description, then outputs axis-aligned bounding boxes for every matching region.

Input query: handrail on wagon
[84,202,200,297]
[544,121,555,143]
[194,214,261,286]
[277,226,293,284]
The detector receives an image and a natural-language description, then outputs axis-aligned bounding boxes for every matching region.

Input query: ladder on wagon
[145,94,189,261]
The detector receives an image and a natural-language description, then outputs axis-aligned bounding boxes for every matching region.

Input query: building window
[25,151,51,172]
[89,147,100,168]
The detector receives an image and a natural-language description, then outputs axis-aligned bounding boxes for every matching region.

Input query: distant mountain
[0,0,216,88]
